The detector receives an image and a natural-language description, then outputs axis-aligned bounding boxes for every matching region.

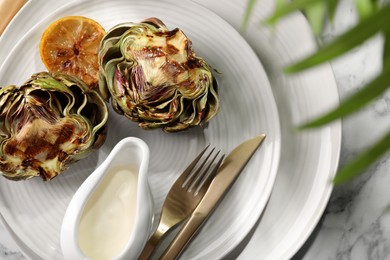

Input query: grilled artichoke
[0,72,108,181]
[98,18,219,132]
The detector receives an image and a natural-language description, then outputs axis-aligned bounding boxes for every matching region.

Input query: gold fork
[138,145,224,260]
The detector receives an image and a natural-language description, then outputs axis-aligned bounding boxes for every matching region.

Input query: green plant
[243,0,390,184]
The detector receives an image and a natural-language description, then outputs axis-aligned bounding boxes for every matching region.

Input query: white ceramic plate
[0,0,281,259]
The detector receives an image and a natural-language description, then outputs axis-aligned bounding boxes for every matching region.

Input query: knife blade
[159,134,266,260]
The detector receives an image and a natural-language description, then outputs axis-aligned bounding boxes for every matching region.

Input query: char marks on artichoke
[98,17,219,132]
[0,72,108,181]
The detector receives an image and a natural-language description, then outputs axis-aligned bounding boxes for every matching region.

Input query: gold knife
[160,134,266,260]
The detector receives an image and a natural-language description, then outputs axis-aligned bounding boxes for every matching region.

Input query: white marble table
[0,0,388,259]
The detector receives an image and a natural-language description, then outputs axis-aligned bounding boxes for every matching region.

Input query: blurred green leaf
[266,0,324,24]
[355,0,376,19]
[242,0,258,30]
[298,57,390,128]
[285,3,390,73]
[304,1,326,35]
[254,0,390,184]
[334,129,390,184]
[327,0,339,22]
[275,0,287,11]
[384,27,390,71]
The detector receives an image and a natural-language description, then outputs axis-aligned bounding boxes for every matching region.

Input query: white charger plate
[0,0,342,259]
[0,0,281,259]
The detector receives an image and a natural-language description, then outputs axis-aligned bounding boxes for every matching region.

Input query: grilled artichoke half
[0,72,108,181]
[98,18,219,132]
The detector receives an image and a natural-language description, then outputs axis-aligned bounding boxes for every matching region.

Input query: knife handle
[160,213,205,260]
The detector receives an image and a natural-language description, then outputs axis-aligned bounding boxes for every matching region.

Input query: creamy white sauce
[78,166,138,260]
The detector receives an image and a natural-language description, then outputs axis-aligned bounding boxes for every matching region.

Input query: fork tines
[182,145,225,196]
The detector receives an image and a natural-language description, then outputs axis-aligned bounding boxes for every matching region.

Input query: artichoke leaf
[0,72,109,181]
[0,89,21,117]
[99,18,219,132]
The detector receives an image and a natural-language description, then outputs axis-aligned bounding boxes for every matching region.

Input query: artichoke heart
[99,17,219,132]
[0,72,108,181]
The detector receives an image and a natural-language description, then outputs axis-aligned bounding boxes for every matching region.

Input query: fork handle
[159,213,206,260]
[138,229,165,260]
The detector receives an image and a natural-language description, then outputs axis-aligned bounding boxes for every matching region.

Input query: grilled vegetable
[99,17,219,132]
[0,72,108,181]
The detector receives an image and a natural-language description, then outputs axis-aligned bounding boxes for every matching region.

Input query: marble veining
[0,245,24,260]
[303,155,390,260]
[0,232,25,260]
[294,0,390,259]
